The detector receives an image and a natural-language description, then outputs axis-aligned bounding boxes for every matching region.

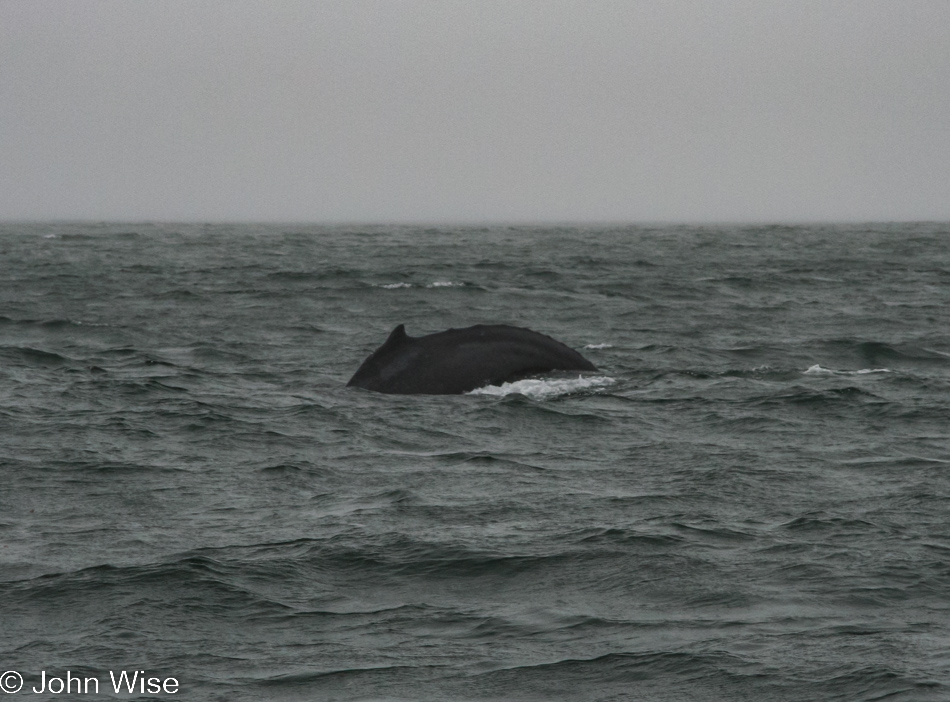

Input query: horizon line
[2,218,948,227]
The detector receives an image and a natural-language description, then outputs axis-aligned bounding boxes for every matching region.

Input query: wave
[377,281,466,289]
[749,385,882,407]
[0,316,91,329]
[474,650,761,688]
[804,364,891,376]
[469,375,615,400]
[817,339,950,365]
[0,345,73,366]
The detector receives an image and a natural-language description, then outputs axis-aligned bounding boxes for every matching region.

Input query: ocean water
[1,222,948,701]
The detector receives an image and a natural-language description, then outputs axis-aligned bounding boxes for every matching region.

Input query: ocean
[1,222,948,701]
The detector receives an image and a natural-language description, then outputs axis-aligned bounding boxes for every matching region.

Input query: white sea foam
[804,364,891,376]
[583,343,613,349]
[378,281,463,289]
[469,375,615,400]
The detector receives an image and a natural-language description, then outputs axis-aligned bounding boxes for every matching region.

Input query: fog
[2,1,948,222]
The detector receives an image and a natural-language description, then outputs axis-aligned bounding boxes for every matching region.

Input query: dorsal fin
[381,324,408,349]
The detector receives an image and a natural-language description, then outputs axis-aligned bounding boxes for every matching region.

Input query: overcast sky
[2,1,948,222]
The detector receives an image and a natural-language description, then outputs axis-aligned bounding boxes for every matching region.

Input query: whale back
[347,324,597,395]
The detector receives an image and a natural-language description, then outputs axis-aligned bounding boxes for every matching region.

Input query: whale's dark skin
[347,324,598,395]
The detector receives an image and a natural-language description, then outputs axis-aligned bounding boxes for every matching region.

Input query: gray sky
[2,0,949,222]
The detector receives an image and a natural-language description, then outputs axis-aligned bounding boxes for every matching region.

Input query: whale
[347,324,598,395]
